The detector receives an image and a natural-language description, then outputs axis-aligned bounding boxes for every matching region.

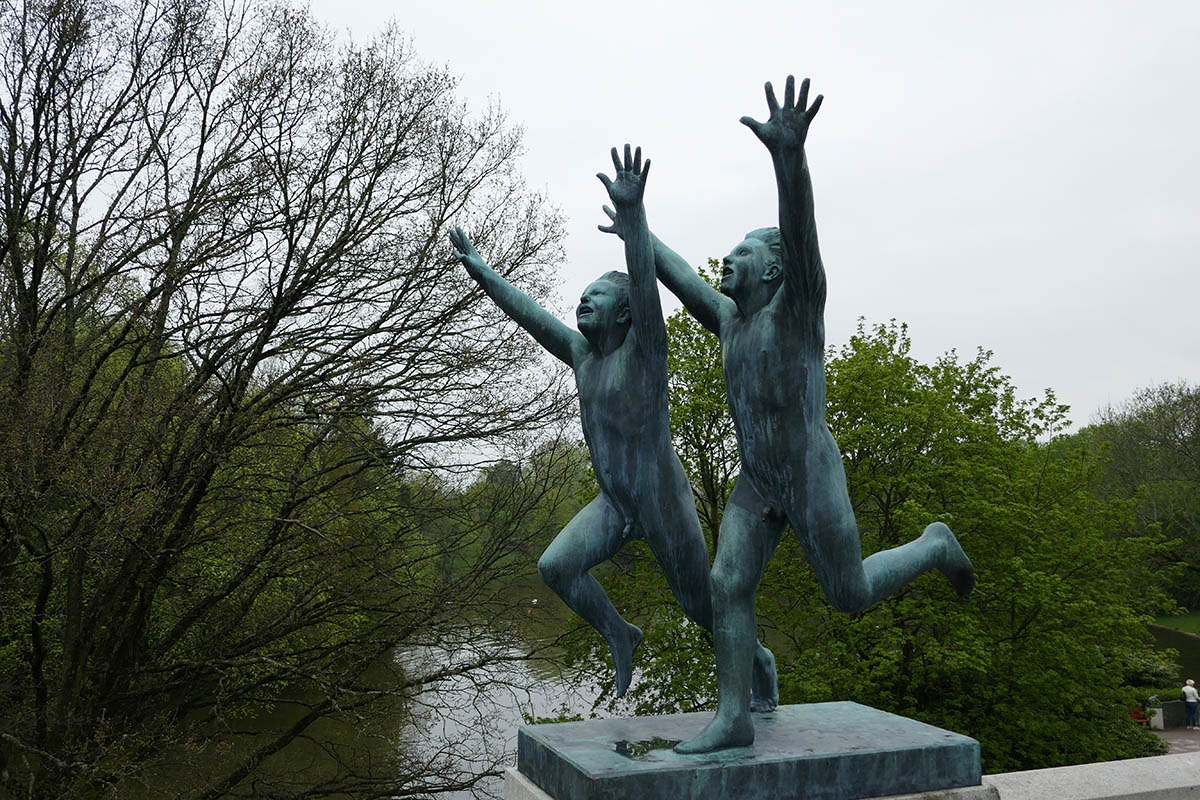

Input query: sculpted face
[576,278,629,336]
[719,237,774,298]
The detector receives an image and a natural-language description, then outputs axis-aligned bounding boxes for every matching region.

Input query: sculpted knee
[826,586,870,614]
[537,552,571,592]
[709,562,754,604]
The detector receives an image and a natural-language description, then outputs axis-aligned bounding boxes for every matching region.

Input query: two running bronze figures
[449,75,975,754]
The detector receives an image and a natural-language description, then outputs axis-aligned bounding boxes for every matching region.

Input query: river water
[142,577,601,799]
[400,630,599,799]
[1150,624,1200,682]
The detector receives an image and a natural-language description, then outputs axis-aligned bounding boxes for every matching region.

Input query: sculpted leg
[645,489,779,714]
[538,495,643,697]
[644,488,715,631]
[750,643,778,713]
[677,479,784,754]
[795,440,974,612]
[803,513,975,614]
[859,521,974,605]
[910,521,974,597]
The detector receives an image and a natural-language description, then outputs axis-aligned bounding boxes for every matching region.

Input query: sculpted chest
[722,312,808,410]
[576,351,632,412]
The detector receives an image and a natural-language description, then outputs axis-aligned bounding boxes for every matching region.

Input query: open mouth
[577,307,593,316]
[721,268,733,280]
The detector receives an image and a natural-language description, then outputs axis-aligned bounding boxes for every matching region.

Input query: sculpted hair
[744,227,782,270]
[598,270,631,310]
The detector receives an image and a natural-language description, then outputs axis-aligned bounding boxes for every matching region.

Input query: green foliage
[521,704,585,725]
[459,439,595,569]
[787,321,1172,770]
[759,321,1169,770]
[1083,381,1200,609]
[666,260,734,550]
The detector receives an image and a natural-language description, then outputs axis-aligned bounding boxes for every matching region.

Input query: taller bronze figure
[450,146,775,703]
[603,76,975,753]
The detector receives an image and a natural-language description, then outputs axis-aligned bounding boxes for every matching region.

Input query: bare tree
[0,0,576,796]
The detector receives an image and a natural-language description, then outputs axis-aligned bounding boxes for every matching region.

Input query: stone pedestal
[514,702,984,800]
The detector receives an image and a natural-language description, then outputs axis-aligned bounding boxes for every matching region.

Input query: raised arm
[598,206,727,335]
[596,145,666,354]
[448,227,583,366]
[740,75,826,310]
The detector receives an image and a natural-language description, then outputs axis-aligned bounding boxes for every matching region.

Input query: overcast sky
[311,0,1198,430]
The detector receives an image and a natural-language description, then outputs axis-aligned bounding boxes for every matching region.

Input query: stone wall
[506,752,1200,800]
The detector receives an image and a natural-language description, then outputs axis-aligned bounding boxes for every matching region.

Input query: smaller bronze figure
[451,146,775,702]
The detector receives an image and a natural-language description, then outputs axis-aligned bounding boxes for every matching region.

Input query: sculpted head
[720,227,782,302]
[576,270,631,338]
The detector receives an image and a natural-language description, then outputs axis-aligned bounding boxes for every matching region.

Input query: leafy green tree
[666,260,735,552]
[453,437,594,582]
[762,321,1170,771]
[1084,381,1200,609]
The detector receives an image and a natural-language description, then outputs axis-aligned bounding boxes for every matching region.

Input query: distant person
[1183,679,1198,729]
[448,146,774,704]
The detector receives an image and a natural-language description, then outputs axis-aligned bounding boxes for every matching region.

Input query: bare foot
[611,622,643,698]
[750,643,778,712]
[924,522,975,598]
[675,712,754,754]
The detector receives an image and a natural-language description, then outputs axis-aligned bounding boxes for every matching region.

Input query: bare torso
[718,291,852,532]
[574,330,682,527]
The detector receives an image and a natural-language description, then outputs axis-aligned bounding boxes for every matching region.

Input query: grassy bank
[1156,611,1200,636]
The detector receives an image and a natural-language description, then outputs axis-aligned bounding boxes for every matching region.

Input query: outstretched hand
[448,226,486,276]
[597,204,624,240]
[597,144,650,211]
[740,75,822,154]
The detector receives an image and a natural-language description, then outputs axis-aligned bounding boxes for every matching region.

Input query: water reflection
[613,737,681,760]
[137,576,601,799]
[399,583,602,799]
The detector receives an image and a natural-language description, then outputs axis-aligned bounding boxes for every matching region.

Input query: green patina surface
[517,702,982,800]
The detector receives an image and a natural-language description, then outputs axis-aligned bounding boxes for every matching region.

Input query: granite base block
[516,702,982,800]
[505,767,999,800]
